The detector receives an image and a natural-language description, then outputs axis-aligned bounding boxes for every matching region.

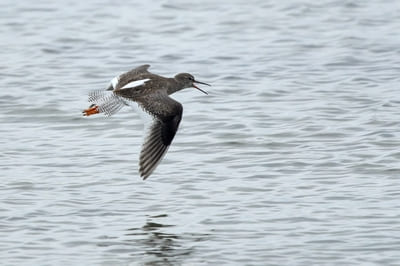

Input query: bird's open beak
[193,80,211,95]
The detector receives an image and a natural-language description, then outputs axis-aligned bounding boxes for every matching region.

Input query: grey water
[1,0,400,265]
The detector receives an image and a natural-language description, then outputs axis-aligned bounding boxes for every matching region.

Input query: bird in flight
[83,64,210,180]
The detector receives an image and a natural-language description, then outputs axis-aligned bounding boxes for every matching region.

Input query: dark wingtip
[140,170,150,180]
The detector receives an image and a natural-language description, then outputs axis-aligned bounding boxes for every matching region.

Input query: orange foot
[83,105,99,116]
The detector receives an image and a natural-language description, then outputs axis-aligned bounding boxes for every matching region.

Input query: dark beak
[192,80,211,95]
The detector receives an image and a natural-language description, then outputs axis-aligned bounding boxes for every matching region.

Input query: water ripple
[1,0,400,265]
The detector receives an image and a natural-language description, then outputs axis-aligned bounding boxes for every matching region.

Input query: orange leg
[83,105,99,116]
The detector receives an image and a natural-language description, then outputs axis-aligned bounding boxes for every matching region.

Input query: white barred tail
[88,90,127,116]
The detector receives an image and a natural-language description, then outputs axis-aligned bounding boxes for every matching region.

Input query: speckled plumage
[83,64,210,180]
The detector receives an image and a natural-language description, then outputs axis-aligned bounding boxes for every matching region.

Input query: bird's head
[174,73,210,94]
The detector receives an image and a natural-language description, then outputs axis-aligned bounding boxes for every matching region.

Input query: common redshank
[83,64,210,180]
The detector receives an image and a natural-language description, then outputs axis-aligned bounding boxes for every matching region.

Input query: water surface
[1,0,400,265]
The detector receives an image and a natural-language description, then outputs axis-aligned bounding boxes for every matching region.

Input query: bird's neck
[166,78,184,95]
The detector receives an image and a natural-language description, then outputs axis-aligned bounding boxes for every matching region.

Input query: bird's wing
[128,64,151,74]
[106,64,151,91]
[138,93,183,180]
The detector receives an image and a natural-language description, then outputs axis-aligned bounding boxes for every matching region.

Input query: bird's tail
[83,90,126,116]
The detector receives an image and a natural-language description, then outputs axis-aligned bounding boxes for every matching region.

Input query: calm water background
[1,0,400,265]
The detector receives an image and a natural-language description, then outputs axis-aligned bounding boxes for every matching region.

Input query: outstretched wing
[138,93,183,180]
[106,64,151,91]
